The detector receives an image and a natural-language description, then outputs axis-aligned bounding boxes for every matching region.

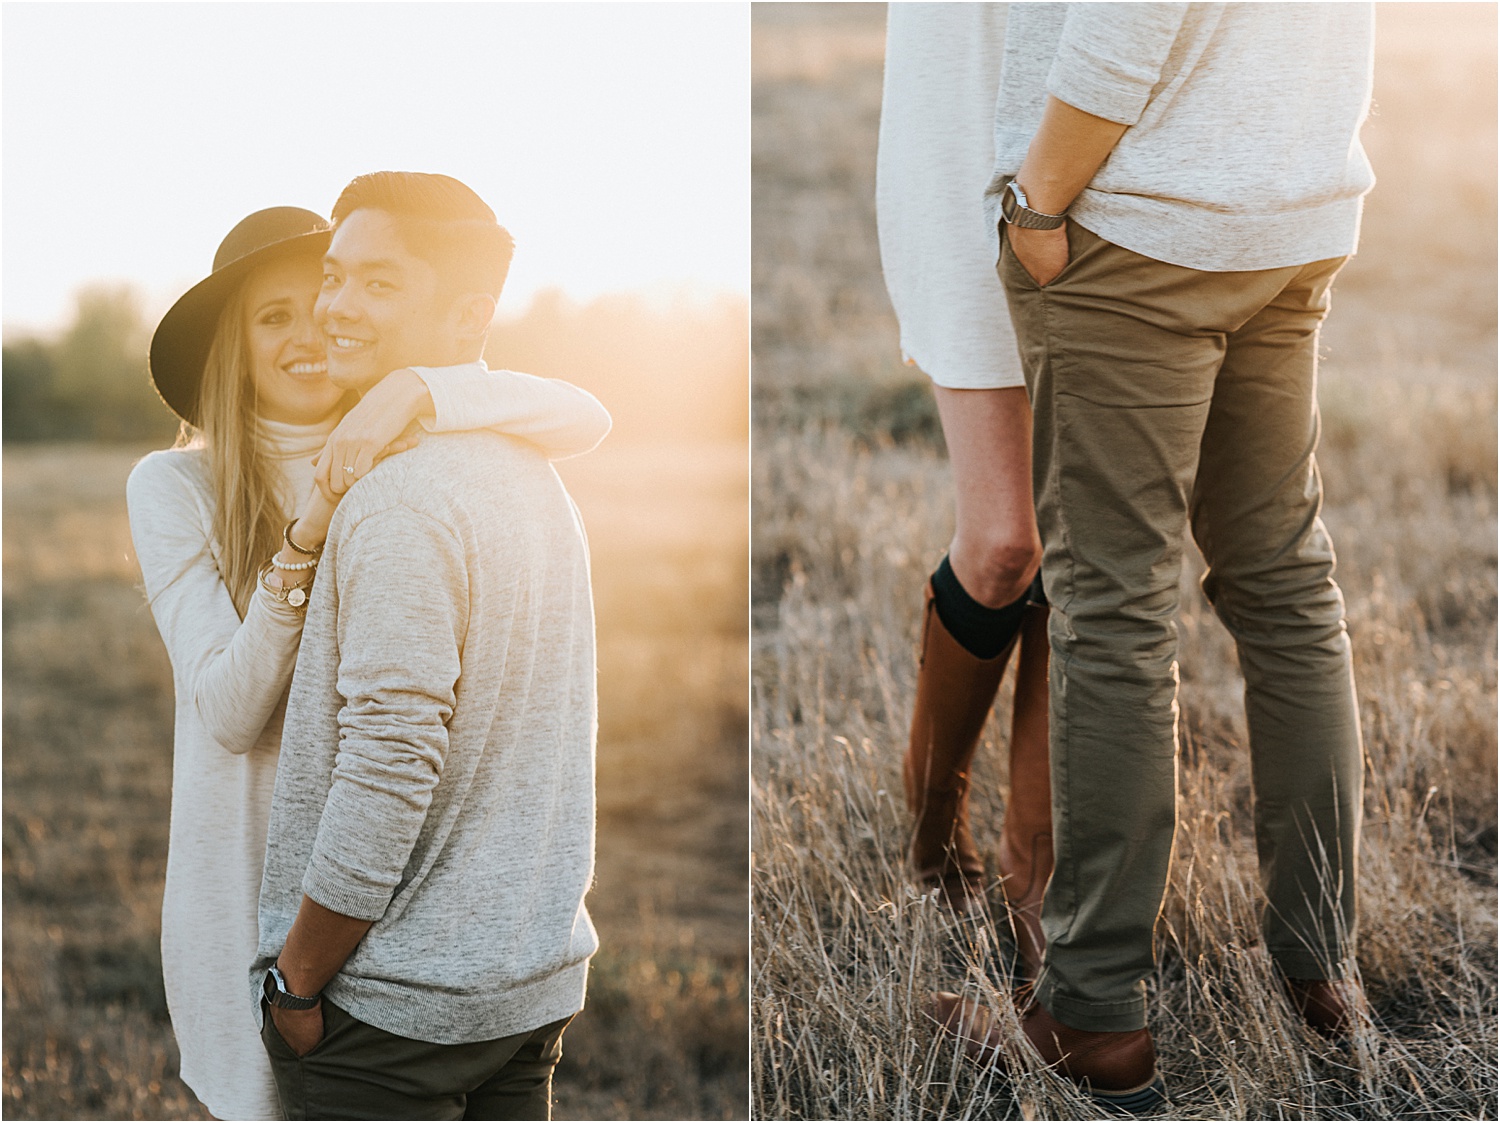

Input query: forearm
[275,895,375,996]
[415,365,612,460]
[1014,95,1129,214]
[188,592,305,751]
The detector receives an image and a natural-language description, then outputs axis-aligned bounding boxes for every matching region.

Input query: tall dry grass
[752,4,1497,1120]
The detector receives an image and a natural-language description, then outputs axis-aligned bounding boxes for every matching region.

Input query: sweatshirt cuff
[302,853,394,923]
[1047,46,1153,125]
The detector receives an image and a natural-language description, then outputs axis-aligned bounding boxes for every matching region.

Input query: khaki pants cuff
[1035,977,1148,1033]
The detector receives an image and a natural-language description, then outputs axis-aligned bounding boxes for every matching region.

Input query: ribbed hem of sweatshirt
[1067,189,1364,272]
[982,185,1363,276]
[325,957,591,1045]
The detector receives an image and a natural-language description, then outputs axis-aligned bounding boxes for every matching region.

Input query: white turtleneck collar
[259,414,339,461]
[259,414,338,515]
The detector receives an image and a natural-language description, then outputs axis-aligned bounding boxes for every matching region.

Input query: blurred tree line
[3,285,178,443]
[4,284,748,447]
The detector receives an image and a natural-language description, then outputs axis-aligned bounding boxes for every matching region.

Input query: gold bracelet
[258,559,313,615]
[283,520,323,557]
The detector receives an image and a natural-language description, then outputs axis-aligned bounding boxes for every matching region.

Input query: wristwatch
[262,963,321,1010]
[1001,181,1067,230]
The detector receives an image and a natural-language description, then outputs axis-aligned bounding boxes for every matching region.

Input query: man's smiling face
[316,209,462,393]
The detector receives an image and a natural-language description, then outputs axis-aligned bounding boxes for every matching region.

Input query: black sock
[931,554,1030,660]
[1025,568,1048,609]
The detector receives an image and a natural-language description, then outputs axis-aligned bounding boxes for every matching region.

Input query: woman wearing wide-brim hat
[127,204,610,1120]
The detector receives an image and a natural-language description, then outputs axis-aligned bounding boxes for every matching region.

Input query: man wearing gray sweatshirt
[934,4,1373,1112]
[251,172,598,1119]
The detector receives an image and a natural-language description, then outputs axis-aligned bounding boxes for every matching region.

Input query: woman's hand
[269,1000,324,1057]
[313,368,435,500]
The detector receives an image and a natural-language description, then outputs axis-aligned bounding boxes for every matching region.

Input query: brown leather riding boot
[995,603,1053,977]
[904,581,1016,916]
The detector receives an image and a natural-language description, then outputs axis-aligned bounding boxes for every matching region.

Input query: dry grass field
[752,4,1497,1120]
[2,436,748,1120]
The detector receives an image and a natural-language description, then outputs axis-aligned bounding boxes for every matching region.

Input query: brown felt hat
[149,207,332,425]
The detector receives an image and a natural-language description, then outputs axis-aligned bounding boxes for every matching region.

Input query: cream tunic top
[877,2,1023,390]
[126,366,608,1120]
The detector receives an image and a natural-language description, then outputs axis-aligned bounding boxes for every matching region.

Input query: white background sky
[2,2,748,337]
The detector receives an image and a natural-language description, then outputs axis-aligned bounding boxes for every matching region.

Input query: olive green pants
[262,998,573,1120]
[999,221,1364,1032]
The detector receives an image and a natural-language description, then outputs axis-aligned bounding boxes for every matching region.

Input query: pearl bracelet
[273,555,320,572]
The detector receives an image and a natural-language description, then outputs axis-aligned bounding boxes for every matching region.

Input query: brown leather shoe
[927,991,1168,1115]
[1284,976,1364,1038]
[903,582,1016,916]
[995,603,1052,976]
[1020,1000,1167,1114]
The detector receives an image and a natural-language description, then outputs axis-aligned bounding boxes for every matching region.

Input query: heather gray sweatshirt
[984,2,1376,271]
[252,430,598,1044]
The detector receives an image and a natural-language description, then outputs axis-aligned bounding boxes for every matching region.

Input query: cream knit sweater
[252,429,599,1045]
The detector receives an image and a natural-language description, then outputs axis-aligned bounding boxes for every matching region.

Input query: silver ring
[343,466,356,475]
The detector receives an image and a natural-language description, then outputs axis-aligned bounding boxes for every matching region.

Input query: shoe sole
[1087,1075,1169,1117]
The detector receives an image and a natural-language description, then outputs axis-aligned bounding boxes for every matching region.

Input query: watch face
[1001,184,1019,223]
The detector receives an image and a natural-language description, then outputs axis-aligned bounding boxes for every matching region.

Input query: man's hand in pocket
[1009,223,1071,288]
[271,1000,325,1057]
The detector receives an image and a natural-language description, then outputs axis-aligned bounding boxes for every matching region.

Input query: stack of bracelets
[257,520,321,616]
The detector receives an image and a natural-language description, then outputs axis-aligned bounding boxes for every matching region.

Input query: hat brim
[149,227,332,426]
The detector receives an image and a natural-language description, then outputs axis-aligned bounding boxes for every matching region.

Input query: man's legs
[1189,259,1363,981]
[1003,222,1306,1032]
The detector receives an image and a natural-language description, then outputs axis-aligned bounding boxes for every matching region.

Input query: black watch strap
[263,963,321,1010]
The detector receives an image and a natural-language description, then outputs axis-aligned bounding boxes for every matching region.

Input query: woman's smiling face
[242,253,347,426]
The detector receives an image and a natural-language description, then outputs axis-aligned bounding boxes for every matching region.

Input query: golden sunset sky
[2,3,748,335]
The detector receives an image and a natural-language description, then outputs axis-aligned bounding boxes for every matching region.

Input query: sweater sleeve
[410,363,611,461]
[301,505,468,921]
[125,451,306,755]
[1047,3,1190,126]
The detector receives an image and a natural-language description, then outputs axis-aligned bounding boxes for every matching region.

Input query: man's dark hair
[331,171,514,299]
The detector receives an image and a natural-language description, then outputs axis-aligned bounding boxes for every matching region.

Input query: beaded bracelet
[273,555,320,572]
[283,520,323,557]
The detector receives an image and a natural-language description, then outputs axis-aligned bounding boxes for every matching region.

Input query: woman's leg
[933,386,1039,607]
[903,385,1052,952]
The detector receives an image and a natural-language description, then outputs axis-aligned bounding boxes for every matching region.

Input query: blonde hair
[174,282,285,617]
